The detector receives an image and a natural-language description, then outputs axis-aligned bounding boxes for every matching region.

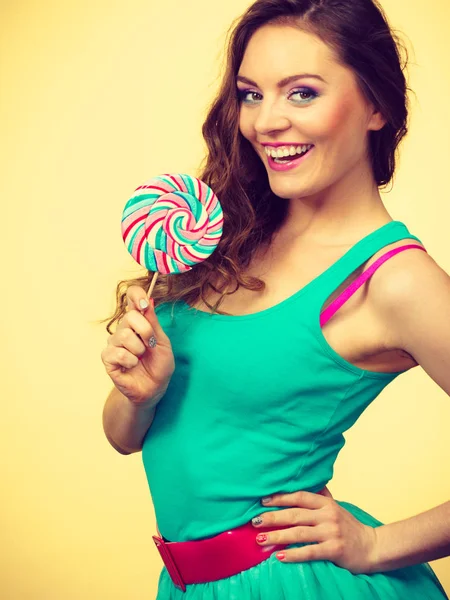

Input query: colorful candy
[121,174,223,275]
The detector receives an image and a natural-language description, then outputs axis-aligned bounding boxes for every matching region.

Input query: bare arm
[368,248,450,570]
[371,501,450,572]
[102,386,157,455]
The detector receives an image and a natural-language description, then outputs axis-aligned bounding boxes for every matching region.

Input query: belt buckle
[152,535,187,593]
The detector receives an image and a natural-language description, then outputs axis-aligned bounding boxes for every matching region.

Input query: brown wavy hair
[101,0,411,334]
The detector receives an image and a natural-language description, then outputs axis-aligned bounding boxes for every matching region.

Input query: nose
[253,100,290,136]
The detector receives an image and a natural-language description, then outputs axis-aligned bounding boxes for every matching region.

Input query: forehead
[238,24,346,84]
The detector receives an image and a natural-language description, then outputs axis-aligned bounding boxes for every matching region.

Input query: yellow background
[1,0,449,597]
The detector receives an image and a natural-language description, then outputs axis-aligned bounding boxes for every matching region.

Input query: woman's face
[237,24,385,201]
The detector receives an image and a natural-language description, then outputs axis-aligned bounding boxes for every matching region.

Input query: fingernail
[276,552,285,561]
[148,336,157,348]
[256,534,267,543]
[261,496,272,504]
[252,516,263,526]
[139,299,149,310]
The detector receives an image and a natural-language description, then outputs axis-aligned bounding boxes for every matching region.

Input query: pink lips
[266,146,314,171]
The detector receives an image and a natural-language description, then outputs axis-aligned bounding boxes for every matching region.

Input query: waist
[153,485,330,591]
[153,520,291,592]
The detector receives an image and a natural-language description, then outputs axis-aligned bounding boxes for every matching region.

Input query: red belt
[152,521,290,592]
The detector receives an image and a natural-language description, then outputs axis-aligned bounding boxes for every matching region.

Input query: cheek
[316,106,351,142]
[310,92,365,145]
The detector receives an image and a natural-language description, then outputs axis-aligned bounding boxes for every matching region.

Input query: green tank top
[142,221,423,542]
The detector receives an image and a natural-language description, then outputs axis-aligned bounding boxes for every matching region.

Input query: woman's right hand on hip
[101,285,175,406]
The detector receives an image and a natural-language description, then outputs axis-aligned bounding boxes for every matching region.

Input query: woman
[101,0,450,597]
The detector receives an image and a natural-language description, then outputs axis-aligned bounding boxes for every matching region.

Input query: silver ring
[148,336,157,348]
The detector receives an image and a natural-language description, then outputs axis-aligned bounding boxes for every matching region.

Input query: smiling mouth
[264,145,314,171]
[264,144,314,163]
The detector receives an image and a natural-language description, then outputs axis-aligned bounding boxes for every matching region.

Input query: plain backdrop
[1,0,449,597]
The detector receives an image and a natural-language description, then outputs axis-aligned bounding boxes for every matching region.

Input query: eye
[289,88,318,103]
[237,89,262,104]
[236,87,318,105]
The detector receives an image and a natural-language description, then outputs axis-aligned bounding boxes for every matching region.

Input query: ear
[368,108,386,132]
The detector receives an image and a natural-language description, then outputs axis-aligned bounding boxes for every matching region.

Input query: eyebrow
[236,73,327,87]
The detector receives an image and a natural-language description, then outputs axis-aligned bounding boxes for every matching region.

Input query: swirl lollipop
[121,173,223,298]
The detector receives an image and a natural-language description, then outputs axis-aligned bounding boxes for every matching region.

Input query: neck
[279,161,393,246]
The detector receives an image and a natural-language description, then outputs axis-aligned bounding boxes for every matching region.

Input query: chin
[267,178,308,199]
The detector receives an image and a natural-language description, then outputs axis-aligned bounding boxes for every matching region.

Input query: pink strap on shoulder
[319,244,427,327]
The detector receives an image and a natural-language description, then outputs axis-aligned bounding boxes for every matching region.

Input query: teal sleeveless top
[141,221,423,542]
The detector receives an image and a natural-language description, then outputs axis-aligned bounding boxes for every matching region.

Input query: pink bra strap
[319,244,427,327]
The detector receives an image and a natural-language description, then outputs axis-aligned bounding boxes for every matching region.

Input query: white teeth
[265,144,313,158]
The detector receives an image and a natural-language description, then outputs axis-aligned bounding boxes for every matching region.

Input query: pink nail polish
[276,552,285,561]
[256,534,267,543]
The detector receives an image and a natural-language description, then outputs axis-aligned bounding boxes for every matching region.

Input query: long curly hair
[101,0,410,334]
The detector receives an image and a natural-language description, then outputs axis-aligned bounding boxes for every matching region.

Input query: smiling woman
[100,0,450,598]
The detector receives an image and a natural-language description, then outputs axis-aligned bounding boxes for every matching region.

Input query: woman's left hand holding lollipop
[106,172,224,404]
[102,285,175,406]
[102,171,224,453]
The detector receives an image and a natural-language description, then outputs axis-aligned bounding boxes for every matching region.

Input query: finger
[276,539,341,564]
[139,296,170,344]
[107,326,148,356]
[101,345,140,371]
[125,285,167,339]
[252,507,318,528]
[262,491,327,510]
[126,285,151,313]
[255,523,329,547]
[116,310,156,349]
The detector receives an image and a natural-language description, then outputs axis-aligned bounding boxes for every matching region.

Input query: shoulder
[368,238,450,393]
[368,238,449,316]
[368,238,436,295]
